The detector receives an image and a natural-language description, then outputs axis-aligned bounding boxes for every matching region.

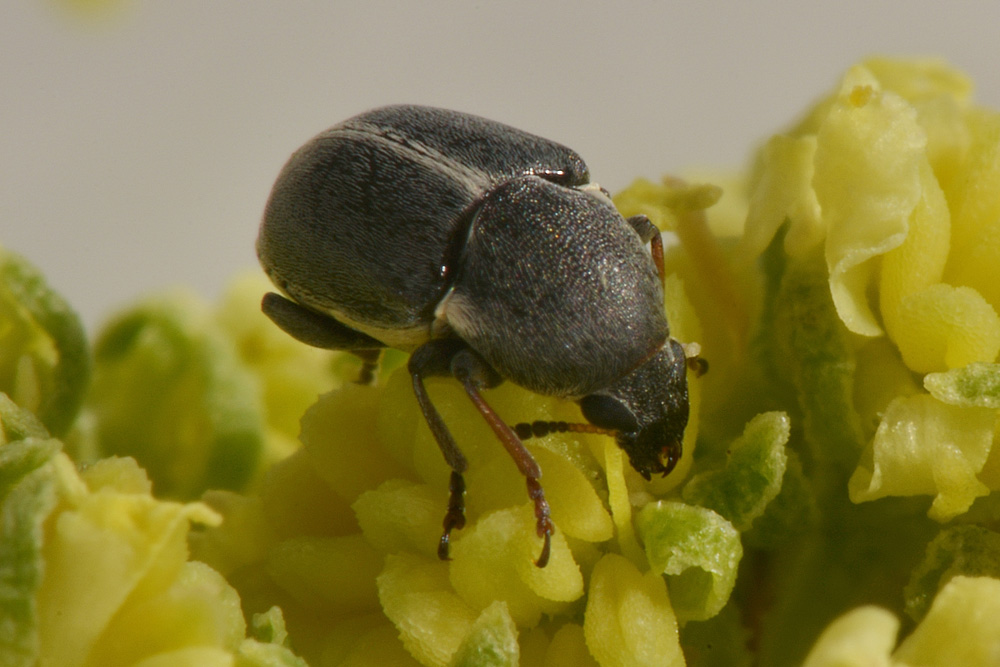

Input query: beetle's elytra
[256,105,695,567]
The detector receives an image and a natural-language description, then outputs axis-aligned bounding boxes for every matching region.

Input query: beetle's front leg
[450,349,554,568]
[626,214,665,286]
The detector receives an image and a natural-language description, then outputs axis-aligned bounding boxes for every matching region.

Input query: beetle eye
[579,394,640,434]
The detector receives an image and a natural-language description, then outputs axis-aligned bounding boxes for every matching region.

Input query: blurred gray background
[3,0,999,329]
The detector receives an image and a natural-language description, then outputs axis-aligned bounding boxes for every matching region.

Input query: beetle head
[578,339,689,480]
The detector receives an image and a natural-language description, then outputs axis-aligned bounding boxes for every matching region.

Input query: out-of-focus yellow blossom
[800,606,899,667]
[615,57,1000,666]
[750,58,1000,372]
[78,273,347,500]
[0,397,306,667]
[83,289,266,499]
[800,576,1000,667]
[893,575,1000,664]
[214,274,354,453]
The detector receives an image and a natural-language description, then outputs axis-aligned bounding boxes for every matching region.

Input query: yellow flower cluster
[3,56,1000,667]
[739,58,1000,521]
[0,410,306,667]
[191,351,739,665]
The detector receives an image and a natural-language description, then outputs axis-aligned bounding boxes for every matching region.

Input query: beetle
[256,105,695,567]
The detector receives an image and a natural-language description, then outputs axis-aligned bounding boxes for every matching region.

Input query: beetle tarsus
[353,349,383,385]
[687,355,709,377]
[526,476,554,567]
[410,343,475,559]
[438,470,467,560]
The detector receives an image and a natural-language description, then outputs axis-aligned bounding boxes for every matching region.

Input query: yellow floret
[376,553,478,667]
[800,606,899,667]
[744,134,823,258]
[583,553,683,667]
[848,394,994,520]
[893,576,1000,665]
[814,66,925,337]
[944,110,1000,313]
[34,453,244,667]
[449,506,584,627]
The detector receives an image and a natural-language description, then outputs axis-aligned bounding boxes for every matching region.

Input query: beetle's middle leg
[408,340,471,561]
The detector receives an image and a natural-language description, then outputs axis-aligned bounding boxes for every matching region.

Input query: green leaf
[450,601,519,667]
[0,394,49,445]
[772,252,866,478]
[0,246,90,437]
[87,291,264,499]
[0,436,64,666]
[904,526,1000,622]
[636,501,742,622]
[683,412,790,531]
[924,362,1000,408]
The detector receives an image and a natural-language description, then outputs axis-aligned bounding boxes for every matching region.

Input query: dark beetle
[256,105,693,567]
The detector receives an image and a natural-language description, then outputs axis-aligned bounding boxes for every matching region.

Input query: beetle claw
[438,534,452,561]
[535,530,552,568]
[527,476,554,568]
[438,470,467,561]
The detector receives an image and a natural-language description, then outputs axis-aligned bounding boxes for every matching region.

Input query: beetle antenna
[513,420,617,440]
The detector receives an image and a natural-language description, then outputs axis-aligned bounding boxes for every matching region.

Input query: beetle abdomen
[257,105,592,349]
[440,175,669,397]
[258,129,475,346]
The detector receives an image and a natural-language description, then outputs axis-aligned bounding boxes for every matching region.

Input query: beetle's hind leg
[262,292,386,383]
